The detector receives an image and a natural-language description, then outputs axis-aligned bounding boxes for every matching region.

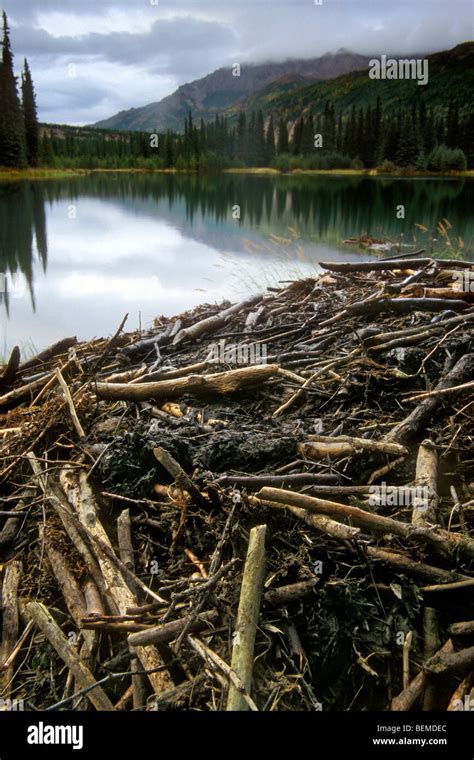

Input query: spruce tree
[0,12,26,167]
[265,115,275,165]
[21,58,39,166]
[277,117,289,154]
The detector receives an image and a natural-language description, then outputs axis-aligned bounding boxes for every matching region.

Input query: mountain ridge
[92,50,374,131]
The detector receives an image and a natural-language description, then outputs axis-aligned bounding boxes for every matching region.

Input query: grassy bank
[0,167,91,181]
[1,166,473,181]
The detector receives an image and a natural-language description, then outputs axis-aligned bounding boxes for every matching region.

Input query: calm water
[0,173,473,356]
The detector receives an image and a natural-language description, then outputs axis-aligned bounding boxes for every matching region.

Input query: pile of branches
[0,253,473,712]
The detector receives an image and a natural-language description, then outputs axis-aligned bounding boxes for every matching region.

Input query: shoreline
[1,166,473,182]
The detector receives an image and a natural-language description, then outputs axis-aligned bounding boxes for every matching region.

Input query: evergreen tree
[21,59,39,166]
[292,116,303,155]
[0,12,27,167]
[265,115,275,165]
[255,110,265,166]
[277,117,289,153]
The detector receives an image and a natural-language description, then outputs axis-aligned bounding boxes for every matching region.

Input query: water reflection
[0,173,472,354]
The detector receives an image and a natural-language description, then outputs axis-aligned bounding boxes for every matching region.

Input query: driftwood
[173,295,262,345]
[386,353,474,444]
[20,336,77,372]
[128,610,219,647]
[0,561,22,696]
[2,264,473,712]
[319,257,472,272]
[299,435,407,461]
[95,364,279,402]
[117,509,135,572]
[255,487,474,560]
[227,525,266,711]
[411,440,438,526]
[391,639,453,711]
[26,601,115,711]
[0,346,20,389]
[424,645,474,678]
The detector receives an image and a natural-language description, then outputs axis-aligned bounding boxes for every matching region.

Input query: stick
[55,368,85,438]
[117,509,135,572]
[391,639,453,711]
[0,561,22,696]
[153,446,209,508]
[386,353,474,444]
[172,295,262,345]
[424,645,474,678]
[403,630,413,689]
[422,607,440,710]
[26,601,115,711]
[299,435,407,460]
[20,336,77,372]
[404,380,474,402]
[188,635,258,711]
[252,495,470,583]
[226,524,266,711]
[255,487,474,560]
[412,440,438,527]
[0,346,20,389]
[128,611,219,647]
[95,364,279,402]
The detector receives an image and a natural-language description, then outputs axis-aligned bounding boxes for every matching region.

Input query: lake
[0,172,473,356]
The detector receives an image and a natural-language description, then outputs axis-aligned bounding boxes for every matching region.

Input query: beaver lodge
[0,253,473,712]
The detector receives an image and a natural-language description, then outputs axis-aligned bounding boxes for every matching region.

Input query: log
[255,487,474,560]
[0,561,22,696]
[213,473,341,488]
[319,296,469,329]
[153,446,209,508]
[391,639,453,711]
[117,509,135,572]
[95,364,279,402]
[425,645,474,678]
[227,524,266,711]
[386,353,474,444]
[173,295,262,345]
[447,621,474,638]
[20,336,77,372]
[299,435,407,461]
[264,578,319,606]
[59,467,174,695]
[26,601,115,711]
[412,440,438,527]
[0,346,20,389]
[319,257,472,272]
[128,610,219,647]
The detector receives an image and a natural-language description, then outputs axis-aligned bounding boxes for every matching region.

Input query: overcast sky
[2,0,472,125]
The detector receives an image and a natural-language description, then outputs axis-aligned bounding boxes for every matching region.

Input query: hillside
[235,42,474,124]
[92,50,372,132]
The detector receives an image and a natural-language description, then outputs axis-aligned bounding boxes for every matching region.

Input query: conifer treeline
[0,12,39,167]
[40,98,471,173]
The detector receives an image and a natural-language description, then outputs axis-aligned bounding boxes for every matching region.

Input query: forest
[0,11,472,174]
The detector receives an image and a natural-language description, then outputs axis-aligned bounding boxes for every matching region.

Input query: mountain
[92,50,372,132]
[234,42,474,125]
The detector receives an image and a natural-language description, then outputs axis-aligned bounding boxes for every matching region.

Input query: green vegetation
[0,12,39,168]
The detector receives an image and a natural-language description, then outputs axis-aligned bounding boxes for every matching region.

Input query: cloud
[1,0,472,124]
